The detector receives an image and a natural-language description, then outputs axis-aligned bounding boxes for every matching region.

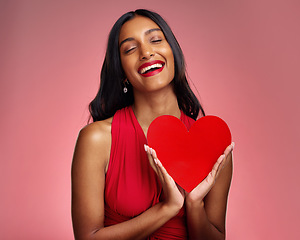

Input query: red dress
[104,106,194,239]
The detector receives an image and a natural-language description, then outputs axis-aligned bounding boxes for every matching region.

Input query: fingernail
[231,142,235,150]
[144,144,148,152]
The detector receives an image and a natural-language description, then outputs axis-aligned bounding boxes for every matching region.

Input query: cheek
[163,47,175,68]
[166,49,175,77]
[121,57,134,78]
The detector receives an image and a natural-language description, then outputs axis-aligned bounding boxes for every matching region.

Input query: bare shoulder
[71,118,113,237]
[79,117,113,141]
[73,117,113,171]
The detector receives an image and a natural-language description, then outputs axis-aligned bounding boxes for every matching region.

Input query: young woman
[71,9,234,240]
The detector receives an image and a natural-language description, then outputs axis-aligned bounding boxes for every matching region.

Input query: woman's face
[119,15,175,93]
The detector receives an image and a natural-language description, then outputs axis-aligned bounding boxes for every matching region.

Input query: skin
[72,15,233,240]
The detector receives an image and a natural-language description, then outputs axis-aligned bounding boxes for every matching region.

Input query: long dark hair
[89,9,205,121]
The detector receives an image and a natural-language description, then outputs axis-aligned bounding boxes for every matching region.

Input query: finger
[224,142,235,156]
[191,154,227,198]
[146,146,166,185]
[151,147,158,159]
[148,147,177,191]
[176,183,186,196]
[144,145,158,175]
[191,156,223,198]
[150,148,166,183]
[155,158,176,186]
[218,142,234,170]
[211,154,226,180]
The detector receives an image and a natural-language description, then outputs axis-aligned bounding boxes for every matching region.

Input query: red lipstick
[138,60,165,77]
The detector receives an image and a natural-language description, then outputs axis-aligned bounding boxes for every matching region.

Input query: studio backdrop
[1,0,299,239]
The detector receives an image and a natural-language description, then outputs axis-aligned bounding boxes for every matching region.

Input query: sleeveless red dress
[104,106,195,239]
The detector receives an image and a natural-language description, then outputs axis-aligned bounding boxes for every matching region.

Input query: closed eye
[124,47,136,54]
[151,39,162,43]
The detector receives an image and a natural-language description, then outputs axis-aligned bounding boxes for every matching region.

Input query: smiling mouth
[139,63,164,74]
[138,60,165,77]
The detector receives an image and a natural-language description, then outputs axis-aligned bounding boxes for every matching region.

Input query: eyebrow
[119,28,162,47]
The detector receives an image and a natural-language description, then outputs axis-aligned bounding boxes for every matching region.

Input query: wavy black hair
[89,9,205,121]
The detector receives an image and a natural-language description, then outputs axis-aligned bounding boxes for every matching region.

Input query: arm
[185,144,234,240]
[71,120,183,240]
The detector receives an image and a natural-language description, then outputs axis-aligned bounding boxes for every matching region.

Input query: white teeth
[140,63,163,74]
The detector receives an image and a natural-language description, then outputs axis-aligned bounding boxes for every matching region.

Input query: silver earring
[123,86,128,93]
[123,80,129,93]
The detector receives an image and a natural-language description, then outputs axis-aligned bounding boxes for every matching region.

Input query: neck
[132,87,181,135]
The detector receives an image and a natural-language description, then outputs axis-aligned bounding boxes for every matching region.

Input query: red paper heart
[147,115,231,192]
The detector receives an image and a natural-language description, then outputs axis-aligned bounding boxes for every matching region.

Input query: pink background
[1,0,299,239]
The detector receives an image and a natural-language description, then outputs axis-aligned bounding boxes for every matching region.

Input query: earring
[123,80,129,93]
[123,87,128,93]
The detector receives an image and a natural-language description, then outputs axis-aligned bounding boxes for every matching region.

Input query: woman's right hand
[145,145,185,215]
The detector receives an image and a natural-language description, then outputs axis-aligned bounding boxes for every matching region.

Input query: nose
[139,43,154,60]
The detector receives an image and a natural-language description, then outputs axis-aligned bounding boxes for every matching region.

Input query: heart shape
[147,115,231,192]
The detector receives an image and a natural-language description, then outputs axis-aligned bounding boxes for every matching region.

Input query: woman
[72,9,234,240]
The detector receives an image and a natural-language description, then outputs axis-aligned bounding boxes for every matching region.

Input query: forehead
[119,15,161,42]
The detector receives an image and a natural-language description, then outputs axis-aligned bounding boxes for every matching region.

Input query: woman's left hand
[186,142,234,202]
